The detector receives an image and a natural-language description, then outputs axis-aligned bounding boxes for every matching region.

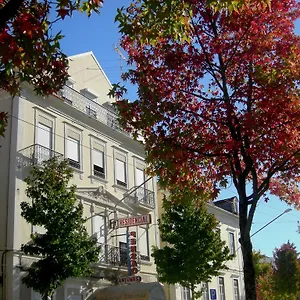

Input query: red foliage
[0,0,102,96]
[116,0,300,209]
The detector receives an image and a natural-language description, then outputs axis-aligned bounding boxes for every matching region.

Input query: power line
[9,114,145,169]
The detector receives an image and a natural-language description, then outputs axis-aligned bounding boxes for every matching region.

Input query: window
[93,215,106,244]
[219,277,226,300]
[92,141,105,179]
[135,161,146,201]
[138,226,150,261]
[37,122,52,149]
[229,232,236,255]
[181,287,191,300]
[233,279,240,300]
[119,241,128,267]
[115,152,127,187]
[66,129,81,169]
[35,115,54,164]
[202,283,209,300]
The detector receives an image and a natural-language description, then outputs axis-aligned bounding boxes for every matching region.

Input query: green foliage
[253,250,272,278]
[20,158,101,300]
[116,0,271,45]
[273,241,300,298]
[152,191,233,299]
[254,244,300,300]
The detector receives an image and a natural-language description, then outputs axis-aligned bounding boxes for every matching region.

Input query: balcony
[59,85,129,135]
[17,144,63,168]
[99,244,141,270]
[125,186,155,210]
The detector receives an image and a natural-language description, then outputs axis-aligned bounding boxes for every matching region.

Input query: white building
[0,52,161,300]
[157,190,245,300]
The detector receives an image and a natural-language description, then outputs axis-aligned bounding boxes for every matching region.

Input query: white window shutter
[138,227,148,256]
[93,215,105,244]
[37,123,52,149]
[67,137,79,162]
[93,149,104,168]
[116,159,126,183]
[136,168,145,186]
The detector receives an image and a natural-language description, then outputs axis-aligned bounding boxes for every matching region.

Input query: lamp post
[251,208,292,237]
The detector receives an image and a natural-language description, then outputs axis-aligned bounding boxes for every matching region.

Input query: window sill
[112,184,129,192]
[70,166,84,174]
[89,175,108,184]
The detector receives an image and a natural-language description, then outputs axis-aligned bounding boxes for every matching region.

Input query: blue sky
[53,2,300,257]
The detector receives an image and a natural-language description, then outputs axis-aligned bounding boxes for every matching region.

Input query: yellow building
[0,52,161,300]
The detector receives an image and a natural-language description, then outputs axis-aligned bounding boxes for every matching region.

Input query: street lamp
[251,208,292,237]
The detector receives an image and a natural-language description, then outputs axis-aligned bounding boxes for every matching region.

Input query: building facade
[157,190,245,300]
[0,52,160,300]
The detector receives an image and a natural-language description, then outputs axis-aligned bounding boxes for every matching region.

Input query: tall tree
[273,241,300,299]
[21,158,101,300]
[152,190,233,299]
[111,1,300,299]
[0,0,270,137]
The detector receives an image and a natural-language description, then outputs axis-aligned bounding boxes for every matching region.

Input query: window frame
[229,231,236,255]
[181,286,191,300]
[64,124,82,171]
[233,279,240,300]
[34,109,56,151]
[218,277,226,300]
[90,137,106,180]
[202,282,209,300]
[138,225,150,261]
[113,149,128,188]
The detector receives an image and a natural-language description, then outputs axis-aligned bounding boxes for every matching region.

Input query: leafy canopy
[273,241,300,298]
[0,0,271,136]
[254,243,300,300]
[21,158,101,299]
[152,190,233,298]
[112,1,300,299]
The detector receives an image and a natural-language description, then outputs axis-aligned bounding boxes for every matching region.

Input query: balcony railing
[17,144,63,168]
[99,244,141,269]
[125,186,155,209]
[59,85,129,135]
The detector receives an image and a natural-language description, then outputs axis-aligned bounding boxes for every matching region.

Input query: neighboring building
[0,52,161,300]
[157,191,245,300]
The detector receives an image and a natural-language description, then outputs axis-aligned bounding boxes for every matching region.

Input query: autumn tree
[0,0,271,136]
[152,191,232,299]
[111,0,300,299]
[21,158,101,300]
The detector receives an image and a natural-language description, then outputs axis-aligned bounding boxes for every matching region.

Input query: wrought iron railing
[99,244,141,268]
[17,144,63,168]
[126,186,155,209]
[136,186,155,208]
[59,85,128,135]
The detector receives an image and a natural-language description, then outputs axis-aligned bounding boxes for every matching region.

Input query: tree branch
[0,0,25,28]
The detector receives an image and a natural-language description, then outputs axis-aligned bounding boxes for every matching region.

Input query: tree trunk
[239,230,257,300]
[191,283,195,300]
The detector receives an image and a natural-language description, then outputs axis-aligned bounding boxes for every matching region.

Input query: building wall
[0,52,159,300]
[157,189,245,300]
